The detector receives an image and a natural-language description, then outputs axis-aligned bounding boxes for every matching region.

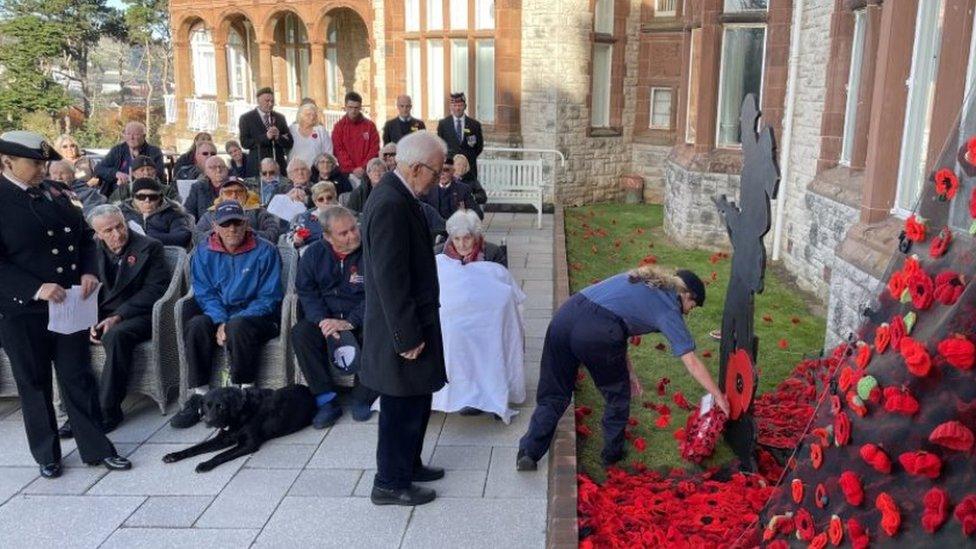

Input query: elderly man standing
[171,200,283,428]
[382,95,425,144]
[96,121,165,198]
[0,131,131,477]
[86,204,170,430]
[361,130,448,506]
[332,92,380,183]
[436,93,484,183]
[292,205,378,428]
[239,87,293,176]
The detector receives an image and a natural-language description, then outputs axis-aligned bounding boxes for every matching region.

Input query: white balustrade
[163,94,177,125]
[185,98,218,132]
[226,100,255,133]
[656,0,677,17]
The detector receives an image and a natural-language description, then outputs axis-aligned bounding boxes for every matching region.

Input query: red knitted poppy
[899,337,933,377]
[855,343,872,369]
[929,227,952,258]
[922,487,950,534]
[876,492,901,537]
[828,515,843,545]
[847,518,870,549]
[934,168,959,199]
[839,471,864,506]
[905,214,927,242]
[791,478,804,504]
[890,315,906,349]
[908,270,935,310]
[887,271,909,300]
[898,450,942,479]
[882,386,920,416]
[929,420,975,452]
[875,324,892,353]
[834,412,851,446]
[860,443,892,473]
[795,508,815,541]
[955,495,976,536]
[809,532,828,549]
[938,334,975,370]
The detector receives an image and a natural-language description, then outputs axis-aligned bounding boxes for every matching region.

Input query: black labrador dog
[162,384,317,472]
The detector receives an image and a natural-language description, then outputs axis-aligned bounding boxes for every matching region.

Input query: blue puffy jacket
[295,240,364,327]
[192,231,283,324]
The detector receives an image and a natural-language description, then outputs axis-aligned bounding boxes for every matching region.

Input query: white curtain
[190,25,216,97]
[450,0,468,30]
[476,39,495,123]
[451,40,469,98]
[590,43,612,127]
[475,0,495,30]
[427,40,445,119]
[406,40,422,116]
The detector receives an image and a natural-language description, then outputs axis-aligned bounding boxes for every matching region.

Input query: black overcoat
[96,232,170,320]
[436,115,485,180]
[239,109,293,176]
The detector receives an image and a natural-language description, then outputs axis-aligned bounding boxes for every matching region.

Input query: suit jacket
[239,109,293,176]
[0,176,97,316]
[436,115,485,180]
[382,116,426,144]
[360,172,446,396]
[97,232,169,320]
[420,180,484,220]
[95,142,166,197]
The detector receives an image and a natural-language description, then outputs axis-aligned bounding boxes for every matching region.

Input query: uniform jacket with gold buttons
[0,175,96,315]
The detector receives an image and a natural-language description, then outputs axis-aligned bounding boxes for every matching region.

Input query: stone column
[173,40,192,129]
[860,0,918,223]
[309,40,328,108]
[214,40,230,132]
[258,41,274,90]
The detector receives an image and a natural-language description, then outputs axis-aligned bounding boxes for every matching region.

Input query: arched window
[226,21,257,100]
[190,24,216,97]
[277,13,310,104]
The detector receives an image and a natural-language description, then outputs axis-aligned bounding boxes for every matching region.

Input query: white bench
[479,158,546,228]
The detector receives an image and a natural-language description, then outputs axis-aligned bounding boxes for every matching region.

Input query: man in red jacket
[332,92,380,182]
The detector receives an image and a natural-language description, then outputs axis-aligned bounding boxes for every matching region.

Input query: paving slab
[305,424,378,469]
[353,467,488,498]
[87,443,246,496]
[0,467,38,504]
[101,527,259,549]
[145,421,218,444]
[123,495,214,527]
[287,469,363,497]
[0,420,77,467]
[105,400,171,444]
[429,445,492,470]
[254,496,411,548]
[21,465,107,495]
[485,446,549,498]
[243,443,316,469]
[264,424,330,445]
[438,406,534,447]
[196,468,300,528]
[63,442,139,468]
[0,494,144,548]
[401,497,546,549]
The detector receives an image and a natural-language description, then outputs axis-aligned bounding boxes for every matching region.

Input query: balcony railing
[186,98,218,132]
[656,0,677,17]
[163,94,177,125]
[226,100,254,133]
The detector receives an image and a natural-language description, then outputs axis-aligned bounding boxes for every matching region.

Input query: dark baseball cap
[214,200,246,224]
[219,177,247,191]
[676,269,706,307]
[131,155,155,171]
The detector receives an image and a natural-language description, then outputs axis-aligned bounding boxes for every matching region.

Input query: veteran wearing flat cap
[0,131,132,479]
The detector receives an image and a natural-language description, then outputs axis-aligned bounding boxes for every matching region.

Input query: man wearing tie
[436,93,485,184]
[0,131,132,478]
[239,87,293,177]
[382,95,426,144]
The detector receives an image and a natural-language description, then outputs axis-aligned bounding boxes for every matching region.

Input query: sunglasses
[261,171,277,176]
[218,219,244,228]
[383,153,396,158]
[200,151,216,156]
[133,193,161,202]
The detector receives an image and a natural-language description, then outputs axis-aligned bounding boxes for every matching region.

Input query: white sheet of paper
[127,219,146,236]
[47,284,100,335]
[699,393,714,415]
[267,194,307,222]
[176,179,196,203]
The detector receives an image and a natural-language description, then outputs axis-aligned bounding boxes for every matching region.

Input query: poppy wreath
[929,420,974,452]
[922,487,951,534]
[930,227,952,258]
[905,214,928,243]
[934,168,960,200]
[678,406,727,464]
[934,271,966,306]
[938,333,975,370]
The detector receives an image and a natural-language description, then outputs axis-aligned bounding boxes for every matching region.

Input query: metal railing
[163,94,177,124]
[185,98,218,132]
[225,100,254,133]
[656,0,677,17]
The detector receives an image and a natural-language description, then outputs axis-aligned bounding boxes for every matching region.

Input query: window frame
[714,22,767,149]
[655,0,677,18]
[685,27,701,144]
[649,86,673,129]
[839,9,867,166]
[190,24,217,98]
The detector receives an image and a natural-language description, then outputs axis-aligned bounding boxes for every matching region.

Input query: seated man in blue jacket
[291,205,378,428]
[170,200,284,428]
[420,155,483,221]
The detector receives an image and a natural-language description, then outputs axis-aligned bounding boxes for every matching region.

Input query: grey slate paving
[254,496,412,548]
[123,495,215,527]
[0,212,552,548]
[0,495,144,548]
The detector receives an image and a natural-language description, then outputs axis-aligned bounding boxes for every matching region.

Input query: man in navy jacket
[170,200,283,428]
[95,122,165,198]
[291,205,377,428]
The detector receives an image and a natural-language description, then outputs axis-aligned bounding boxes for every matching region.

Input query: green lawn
[566,204,826,481]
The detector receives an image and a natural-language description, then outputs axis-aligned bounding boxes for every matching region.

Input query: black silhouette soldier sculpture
[713,94,781,471]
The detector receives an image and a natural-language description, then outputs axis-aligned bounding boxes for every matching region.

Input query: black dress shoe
[370,484,436,506]
[86,455,132,471]
[39,462,63,479]
[57,422,73,439]
[516,450,538,471]
[413,465,445,482]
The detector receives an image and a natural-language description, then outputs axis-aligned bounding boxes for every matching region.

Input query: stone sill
[835,216,904,280]
[588,127,624,138]
[640,20,684,34]
[808,166,864,210]
[633,132,675,147]
[669,143,744,174]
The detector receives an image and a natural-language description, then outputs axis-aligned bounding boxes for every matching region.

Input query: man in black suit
[436,93,484,183]
[87,204,170,430]
[0,131,131,478]
[239,87,293,176]
[361,131,448,506]
[382,95,426,144]
[95,121,166,198]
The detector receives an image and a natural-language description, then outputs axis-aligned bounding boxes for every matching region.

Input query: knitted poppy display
[678,406,727,464]
[934,168,959,200]
[929,420,974,452]
[838,471,864,506]
[905,214,927,243]
[933,271,966,305]
[938,334,975,370]
[898,450,942,479]
[922,487,950,533]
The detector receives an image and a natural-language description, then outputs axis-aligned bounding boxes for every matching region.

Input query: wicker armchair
[0,246,188,411]
[175,243,298,406]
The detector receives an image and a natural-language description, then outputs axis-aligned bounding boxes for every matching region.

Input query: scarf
[444,236,484,265]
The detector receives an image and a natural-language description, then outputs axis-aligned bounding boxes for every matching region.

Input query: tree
[2,0,126,118]
[0,15,70,127]
[122,0,170,135]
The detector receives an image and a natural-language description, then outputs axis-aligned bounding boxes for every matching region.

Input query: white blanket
[432,255,527,423]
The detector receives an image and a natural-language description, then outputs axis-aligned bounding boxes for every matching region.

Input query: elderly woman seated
[312,152,352,194]
[289,181,339,249]
[120,178,194,248]
[431,210,526,423]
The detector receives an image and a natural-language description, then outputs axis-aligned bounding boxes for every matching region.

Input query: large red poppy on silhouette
[725,349,756,420]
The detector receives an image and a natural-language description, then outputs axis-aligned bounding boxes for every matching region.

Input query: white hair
[260,157,277,170]
[287,157,309,172]
[395,131,447,168]
[318,205,356,234]
[366,157,387,173]
[445,209,482,238]
[123,121,146,134]
[86,204,124,226]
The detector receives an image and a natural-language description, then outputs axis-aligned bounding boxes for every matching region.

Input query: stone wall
[631,143,670,203]
[371,0,386,122]
[663,158,738,250]
[824,256,882,349]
